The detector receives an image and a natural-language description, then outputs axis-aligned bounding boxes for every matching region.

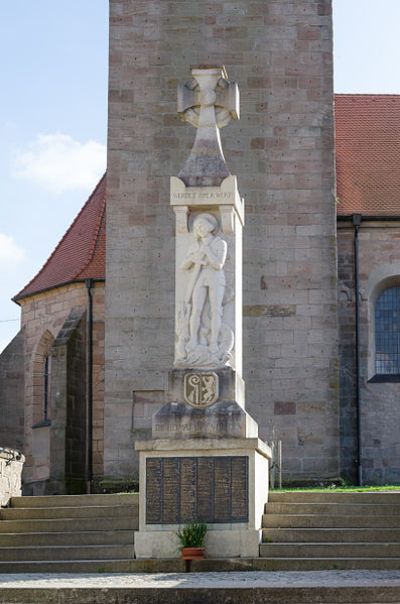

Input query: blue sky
[1,0,400,351]
[0,1,108,351]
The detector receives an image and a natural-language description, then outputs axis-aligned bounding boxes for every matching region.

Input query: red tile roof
[14,174,106,302]
[335,94,400,216]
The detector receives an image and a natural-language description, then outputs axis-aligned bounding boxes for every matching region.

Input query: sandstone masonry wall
[19,283,104,493]
[0,330,25,452]
[338,221,400,484]
[106,0,339,482]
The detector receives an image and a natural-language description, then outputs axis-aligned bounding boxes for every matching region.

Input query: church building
[1,1,400,494]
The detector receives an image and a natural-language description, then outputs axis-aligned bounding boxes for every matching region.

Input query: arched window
[32,331,54,426]
[43,354,51,422]
[375,286,400,375]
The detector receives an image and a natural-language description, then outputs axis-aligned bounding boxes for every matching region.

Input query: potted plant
[177,522,207,560]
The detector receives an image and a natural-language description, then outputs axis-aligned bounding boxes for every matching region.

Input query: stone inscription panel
[146,456,248,525]
[171,190,234,202]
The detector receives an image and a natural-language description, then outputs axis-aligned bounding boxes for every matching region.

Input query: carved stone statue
[175,213,234,368]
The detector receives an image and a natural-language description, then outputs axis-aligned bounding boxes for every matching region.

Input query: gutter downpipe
[352,214,362,486]
[85,278,93,494]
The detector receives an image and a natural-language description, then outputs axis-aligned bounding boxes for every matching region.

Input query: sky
[2,0,400,352]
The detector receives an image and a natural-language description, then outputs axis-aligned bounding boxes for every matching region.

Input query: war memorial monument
[134,66,271,558]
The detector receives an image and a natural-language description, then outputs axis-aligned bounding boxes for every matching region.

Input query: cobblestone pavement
[0,571,400,589]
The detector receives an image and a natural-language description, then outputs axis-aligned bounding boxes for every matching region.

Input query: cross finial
[177,66,239,187]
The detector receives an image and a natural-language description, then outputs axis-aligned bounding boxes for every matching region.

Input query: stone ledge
[135,437,271,459]
[0,448,25,507]
[0,580,400,604]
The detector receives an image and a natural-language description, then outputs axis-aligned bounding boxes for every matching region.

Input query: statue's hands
[191,249,207,264]
[199,240,213,263]
[181,245,206,270]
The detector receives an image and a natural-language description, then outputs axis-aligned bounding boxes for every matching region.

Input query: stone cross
[178,66,239,186]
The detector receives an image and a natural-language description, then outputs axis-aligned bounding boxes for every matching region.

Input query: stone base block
[134,437,271,559]
[134,528,261,559]
[153,368,255,439]
[153,401,258,439]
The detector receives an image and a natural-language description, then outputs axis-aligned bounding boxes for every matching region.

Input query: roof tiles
[14,174,106,301]
[335,94,400,216]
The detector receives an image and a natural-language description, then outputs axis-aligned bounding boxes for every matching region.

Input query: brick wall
[105,0,339,483]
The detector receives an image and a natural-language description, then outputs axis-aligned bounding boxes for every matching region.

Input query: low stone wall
[0,447,25,506]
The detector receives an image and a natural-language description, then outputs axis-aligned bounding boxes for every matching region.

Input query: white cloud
[12,133,106,194]
[0,234,25,266]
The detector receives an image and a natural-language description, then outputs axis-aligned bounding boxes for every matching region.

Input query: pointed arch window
[32,331,54,427]
[375,285,400,375]
[43,354,51,422]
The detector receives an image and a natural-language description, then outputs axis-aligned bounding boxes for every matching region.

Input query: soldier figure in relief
[181,213,227,354]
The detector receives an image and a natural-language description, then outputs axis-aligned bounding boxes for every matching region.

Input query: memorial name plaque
[146,456,248,525]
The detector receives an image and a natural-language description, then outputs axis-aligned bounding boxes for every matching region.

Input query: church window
[375,286,400,375]
[32,330,53,427]
[43,355,51,422]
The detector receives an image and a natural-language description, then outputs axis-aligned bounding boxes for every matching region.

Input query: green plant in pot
[177,522,207,560]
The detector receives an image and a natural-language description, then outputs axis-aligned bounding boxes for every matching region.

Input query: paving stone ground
[1,570,400,589]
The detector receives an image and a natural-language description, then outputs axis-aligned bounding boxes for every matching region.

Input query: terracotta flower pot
[180,546,205,560]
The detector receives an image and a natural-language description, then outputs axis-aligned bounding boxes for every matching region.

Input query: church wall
[0,330,25,452]
[48,309,87,494]
[336,225,357,483]
[338,221,400,485]
[105,0,339,483]
[18,283,104,494]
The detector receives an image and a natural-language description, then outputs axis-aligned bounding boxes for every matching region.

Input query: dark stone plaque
[231,456,248,521]
[145,458,162,524]
[197,457,214,522]
[180,458,197,522]
[146,456,248,524]
[162,458,180,524]
[214,457,232,523]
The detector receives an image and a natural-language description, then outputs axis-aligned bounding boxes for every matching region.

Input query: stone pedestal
[134,438,270,558]
[152,367,256,440]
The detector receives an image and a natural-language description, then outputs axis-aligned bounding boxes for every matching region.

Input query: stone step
[254,557,400,572]
[260,542,400,558]
[0,530,134,547]
[0,544,134,562]
[10,493,138,508]
[0,559,136,573]
[1,557,400,574]
[266,502,400,515]
[0,576,399,604]
[262,528,400,542]
[262,513,400,528]
[268,491,400,504]
[0,504,137,520]
[0,516,137,533]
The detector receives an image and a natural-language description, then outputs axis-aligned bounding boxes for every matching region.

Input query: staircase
[2,490,400,573]
[261,491,400,570]
[0,493,138,572]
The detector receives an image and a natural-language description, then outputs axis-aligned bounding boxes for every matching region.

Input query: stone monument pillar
[134,67,271,559]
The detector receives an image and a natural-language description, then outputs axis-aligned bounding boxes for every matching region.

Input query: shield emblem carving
[183,373,219,408]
